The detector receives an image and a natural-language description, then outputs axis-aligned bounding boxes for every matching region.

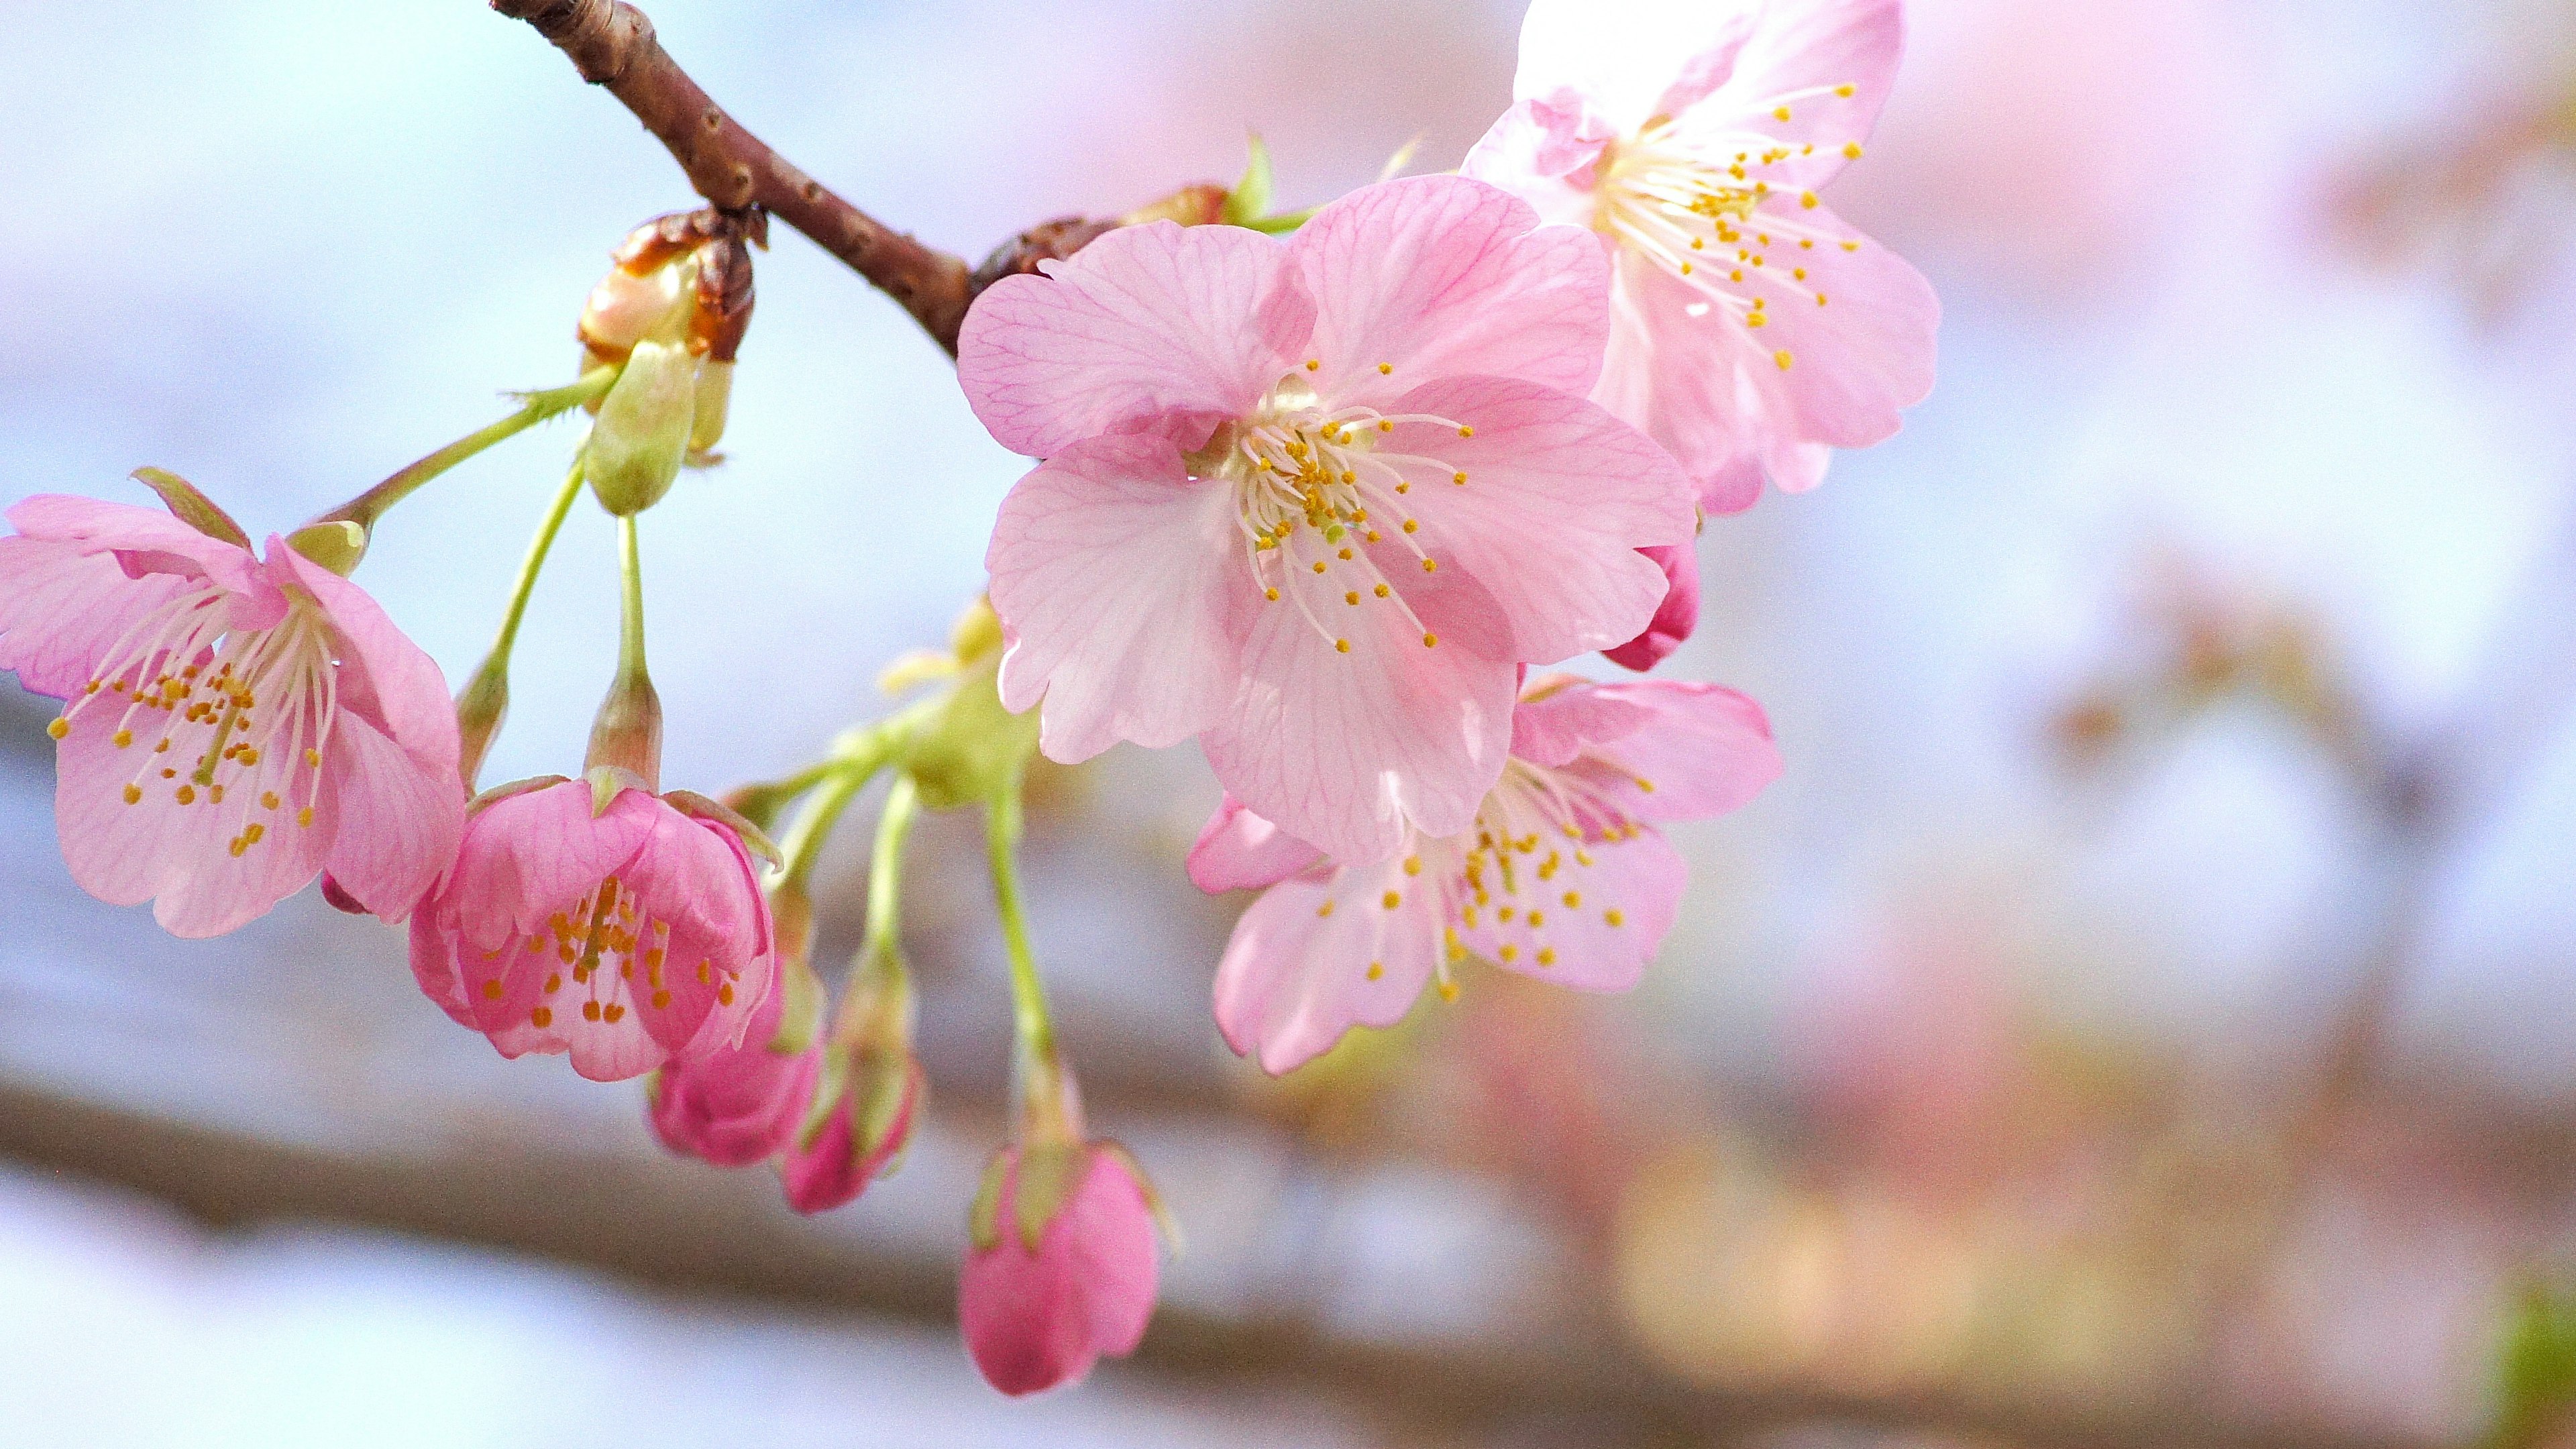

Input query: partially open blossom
[1463,0,1937,517]
[1193,675,1782,1073]
[0,492,462,937]
[578,210,757,515]
[961,1140,1161,1395]
[1601,539,1701,672]
[410,776,775,1082]
[960,174,1697,862]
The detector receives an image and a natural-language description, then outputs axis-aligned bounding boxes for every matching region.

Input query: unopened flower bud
[585,339,697,517]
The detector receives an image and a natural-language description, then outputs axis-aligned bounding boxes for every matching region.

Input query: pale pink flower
[0,494,462,937]
[1464,0,1938,515]
[409,778,774,1083]
[959,1143,1160,1395]
[959,175,1697,862]
[1193,676,1782,1074]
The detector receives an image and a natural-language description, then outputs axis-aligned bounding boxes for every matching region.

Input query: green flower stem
[771,720,914,890]
[317,368,614,533]
[615,513,648,683]
[983,788,1061,1080]
[865,775,920,963]
[454,459,589,790]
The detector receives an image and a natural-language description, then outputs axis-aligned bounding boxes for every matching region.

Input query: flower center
[1594,84,1873,371]
[1198,375,1478,656]
[50,584,339,856]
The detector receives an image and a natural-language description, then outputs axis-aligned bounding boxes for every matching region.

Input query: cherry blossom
[959,1142,1161,1395]
[0,494,462,937]
[1464,0,1937,515]
[1193,675,1781,1073]
[961,174,1697,861]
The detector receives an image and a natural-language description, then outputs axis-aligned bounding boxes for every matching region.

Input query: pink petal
[1457,826,1687,992]
[6,494,267,600]
[1291,176,1610,410]
[652,977,817,1168]
[316,709,465,925]
[1458,94,1618,229]
[1395,375,1695,663]
[620,807,773,1061]
[1568,680,1783,822]
[54,698,329,938]
[957,221,1315,458]
[1212,852,1446,1075]
[0,535,195,699]
[1509,680,1661,767]
[1601,541,1702,672]
[1511,0,1770,130]
[1693,0,1906,186]
[407,912,476,1028]
[1185,794,1324,894]
[1734,200,1939,449]
[779,1056,919,1214]
[1203,563,1517,865]
[960,1146,1161,1395]
[985,435,1246,763]
[267,541,461,773]
[441,782,657,953]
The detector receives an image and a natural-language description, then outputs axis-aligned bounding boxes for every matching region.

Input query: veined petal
[1510,681,1660,767]
[1456,826,1686,992]
[1292,176,1609,410]
[1688,0,1905,185]
[319,708,465,924]
[6,494,267,601]
[1212,851,1447,1075]
[1731,200,1938,450]
[1185,794,1324,894]
[1513,0,1766,131]
[442,782,657,952]
[0,535,195,699]
[986,435,1246,763]
[1205,561,1517,864]
[1395,375,1695,663]
[1566,680,1782,822]
[1459,94,1618,229]
[958,221,1314,458]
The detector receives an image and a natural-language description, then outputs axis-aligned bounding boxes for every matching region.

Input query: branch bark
[493,0,973,354]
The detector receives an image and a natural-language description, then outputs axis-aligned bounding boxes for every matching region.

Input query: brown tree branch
[493,0,974,354]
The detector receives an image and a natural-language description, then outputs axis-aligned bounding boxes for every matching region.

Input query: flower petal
[985,435,1246,763]
[1293,176,1610,410]
[1735,200,1938,449]
[1458,93,1618,229]
[0,534,195,699]
[1212,851,1446,1075]
[1568,680,1783,822]
[1203,561,1517,864]
[1688,0,1905,186]
[6,494,266,599]
[1601,541,1702,672]
[317,707,466,924]
[441,781,657,952]
[1458,826,1686,992]
[1510,680,1661,767]
[266,540,461,773]
[1397,375,1695,663]
[1185,794,1324,894]
[1513,0,1767,130]
[957,220,1314,458]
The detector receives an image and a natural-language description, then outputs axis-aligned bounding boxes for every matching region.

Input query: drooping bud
[586,339,698,517]
[780,932,922,1213]
[959,1136,1164,1395]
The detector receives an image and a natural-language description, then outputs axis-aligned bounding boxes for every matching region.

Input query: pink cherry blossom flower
[1193,675,1782,1073]
[959,174,1698,863]
[1464,0,1938,516]
[0,494,462,938]
[409,777,774,1083]
[959,1142,1160,1395]
[649,969,818,1167]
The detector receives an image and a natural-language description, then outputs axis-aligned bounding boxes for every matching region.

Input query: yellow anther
[1844,142,1864,159]
[1605,909,1625,927]
[482,979,504,1001]
[1422,633,1438,647]
[1437,978,1460,1002]
[208,785,224,805]
[1305,359,1320,370]
[1793,268,1807,280]
[1316,900,1335,918]
[1378,419,1393,433]
[1401,519,1418,534]
[1774,105,1792,120]
[1334,639,1351,653]
[1563,891,1582,908]
[1817,293,1829,306]
[1835,83,1856,97]
[1366,530,1382,542]
[1457,425,1474,437]
[545,973,561,993]
[1382,891,1401,909]
[1452,471,1468,485]
[298,806,315,827]
[1311,561,1328,574]
[1337,547,1353,560]
[1680,262,1693,275]
[1801,191,1819,209]
[716,982,735,1006]
[1366,962,1385,981]
[1527,910,1545,926]
[113,729,133,749]
[1377,362,1393,374]
[1403,856,1421,876]
[1395,482,1410,494]
[1775,350,1794,370]
[1537,948,1556,967]
[174,784,195,805]
[1499,945,1518,962]
[122,784,142,805]
[1373,584,1391,598]
[582,1000,602,1022]
[531,1006,553,1028]
[1264,587,1280,601]
[1842,239,1861,251]
[45,718,68,740]
[1421,558,1438,572]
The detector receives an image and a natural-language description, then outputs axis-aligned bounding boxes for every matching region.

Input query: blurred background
[5,0,2576,1443]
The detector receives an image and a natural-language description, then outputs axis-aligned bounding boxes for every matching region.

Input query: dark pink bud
[959,1142,1161,1395]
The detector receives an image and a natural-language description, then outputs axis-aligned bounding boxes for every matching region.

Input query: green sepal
[663,788,784,866]
[967,1148,1011,1253]
[284,520,367,577]
[793,1034,855,1152]
[1010,1140,1091,1254]
[1239,205,1319,236]
[1220,133,1274,227]
[769,953,825,1057]
[583,763,651,817]
[2492,1281,2576,1449]
[466,773,571,817]
[131,468,251,549]
[853,1054,920,1177]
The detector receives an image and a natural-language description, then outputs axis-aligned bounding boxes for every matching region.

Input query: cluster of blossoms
[0,0,1926,1397]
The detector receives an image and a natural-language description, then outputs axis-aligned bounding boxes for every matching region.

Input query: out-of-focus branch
[492,0,973,354]
[0,1071,2440,1449]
